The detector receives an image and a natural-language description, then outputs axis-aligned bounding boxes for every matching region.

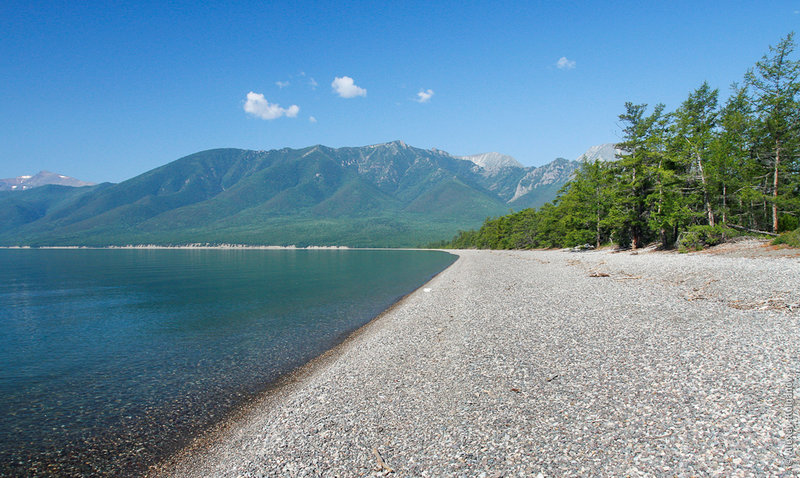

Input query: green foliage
[773,227,800,247]
[677,225,744,252]
[744,32,800,233]
[436,33,799,251]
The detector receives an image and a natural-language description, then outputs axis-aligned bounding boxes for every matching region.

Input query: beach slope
[154,248,799,476]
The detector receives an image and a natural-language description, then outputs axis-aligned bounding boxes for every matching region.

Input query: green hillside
[0,142,584,247]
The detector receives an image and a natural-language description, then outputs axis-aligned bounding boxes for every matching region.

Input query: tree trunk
[632,227,641,249]
[596,197,601,248]
[657,157,666,248]
[722,183,727,224]
[696,151,714,227]
[773,140,780,233]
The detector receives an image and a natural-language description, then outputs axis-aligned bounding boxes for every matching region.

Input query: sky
[2,1,799,183]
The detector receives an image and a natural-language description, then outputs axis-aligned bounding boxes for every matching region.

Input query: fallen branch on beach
[372,447,394,474]
[588,271,610,277]
[729,297,799,312]
[727,224,779,236]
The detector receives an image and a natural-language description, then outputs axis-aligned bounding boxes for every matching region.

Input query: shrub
[773,228,800,248]
[563,229,595,248]
[677,225,744,252]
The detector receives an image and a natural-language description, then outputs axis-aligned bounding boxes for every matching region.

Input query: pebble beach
[153,245,800,476]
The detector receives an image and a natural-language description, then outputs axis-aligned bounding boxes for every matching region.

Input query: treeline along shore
[434,33,800,252]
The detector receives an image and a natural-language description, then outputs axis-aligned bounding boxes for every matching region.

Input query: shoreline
[0,245,447,251]
[0,244,353,250]
[147,250,461,477]
[151,247,798,476]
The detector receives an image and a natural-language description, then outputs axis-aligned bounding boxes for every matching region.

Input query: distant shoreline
[0,244,353,250]
[1,237,796,258]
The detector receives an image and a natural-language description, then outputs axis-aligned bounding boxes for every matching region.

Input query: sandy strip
[151,248,799,476]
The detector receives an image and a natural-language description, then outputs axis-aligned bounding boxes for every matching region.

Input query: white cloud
[309,116,317,123]
[284,105,299,117]
[276,81,290,88]
[309,77,318,89]
[243,92,299,120]
[416,89,434,103]
[331,76,366,98]
[556,56,576,70]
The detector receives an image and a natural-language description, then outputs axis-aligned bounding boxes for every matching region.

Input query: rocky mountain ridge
[458,152,524,174]
[0,142,615,246]
[0,171,95,191]
[574,143,620,163]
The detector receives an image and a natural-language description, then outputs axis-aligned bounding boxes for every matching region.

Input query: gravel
[152,248,800,477]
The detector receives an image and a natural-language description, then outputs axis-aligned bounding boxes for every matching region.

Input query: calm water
[0,249,455,477]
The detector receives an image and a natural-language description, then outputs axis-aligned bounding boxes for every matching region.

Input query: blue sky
[2,1,799,183]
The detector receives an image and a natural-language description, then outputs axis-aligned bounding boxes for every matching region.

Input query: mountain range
[0,142,617,247]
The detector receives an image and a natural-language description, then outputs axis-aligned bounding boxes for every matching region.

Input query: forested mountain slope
[0,141,591,247]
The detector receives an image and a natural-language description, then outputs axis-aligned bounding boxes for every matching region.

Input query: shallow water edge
[146,251,461,477]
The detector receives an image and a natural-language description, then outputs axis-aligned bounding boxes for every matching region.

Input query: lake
[0,248,455,476]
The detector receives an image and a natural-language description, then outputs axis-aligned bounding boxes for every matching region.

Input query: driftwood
[372,447,394,474]
[588,271,610,277]
[728,224,779,237]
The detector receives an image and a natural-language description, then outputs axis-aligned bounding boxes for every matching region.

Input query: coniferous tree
[612,102,666,248]
[745,33,800,233]
[506,208,540,249]
[712,84,754,226]
[556,158,615,247]
[672,82,719,227]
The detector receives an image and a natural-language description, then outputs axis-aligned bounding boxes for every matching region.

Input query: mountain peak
[575,143,620,163]
[459,152,524,173]
[0,170,95,191]
[369,140,408,150]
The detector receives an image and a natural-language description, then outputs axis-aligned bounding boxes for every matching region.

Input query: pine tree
[712,84,754,226]
[613,102,666,248]
[672,82,719,227]
[745,32,800,233]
